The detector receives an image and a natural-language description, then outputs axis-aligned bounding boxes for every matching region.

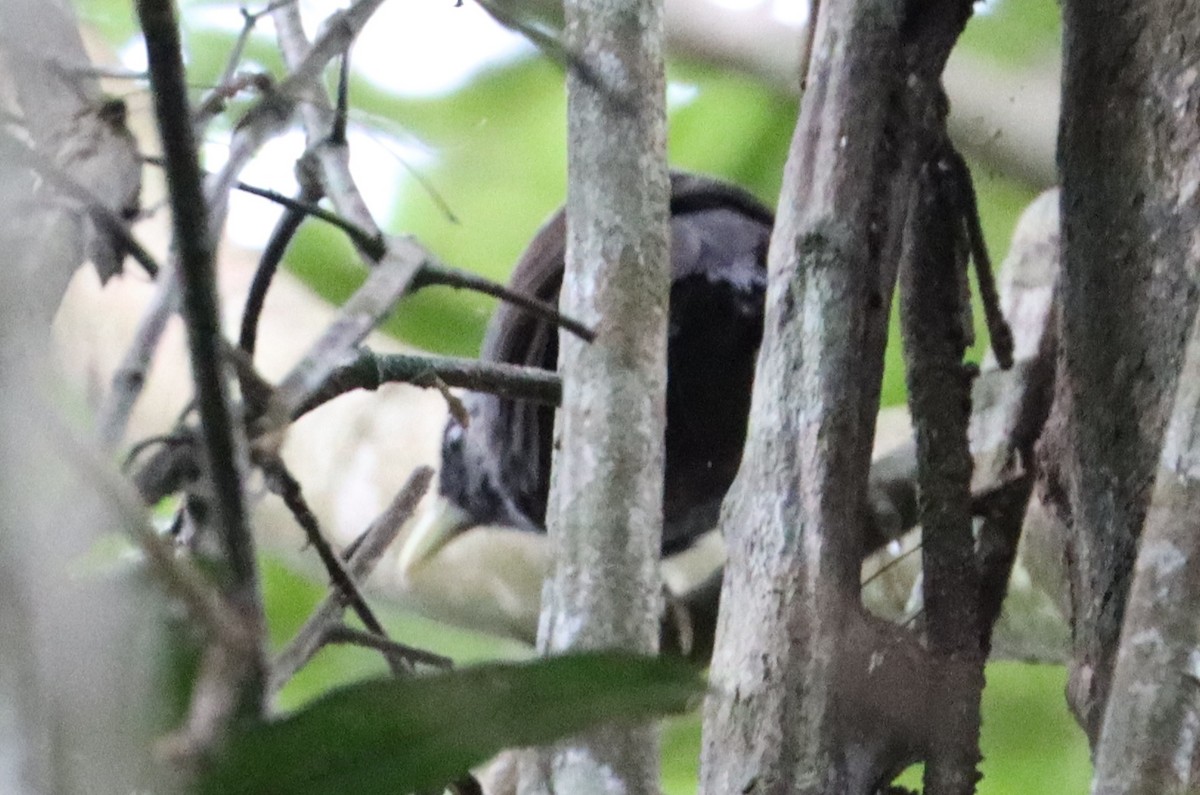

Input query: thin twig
[96,268,178,450]
[331,50,350,145]
[256,454,390,639]
[416,263,595,342]
[947,147,1013,370]
[234,179,383,256]
[238,182,320,355]
[137,0,260,601]
[323,624,452,669]
[268,467,434,697]
[296,348,561,418]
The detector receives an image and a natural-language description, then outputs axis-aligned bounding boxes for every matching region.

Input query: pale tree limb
[699,0,909,789]
[518,0,671,786]
[1090,303,1200,794]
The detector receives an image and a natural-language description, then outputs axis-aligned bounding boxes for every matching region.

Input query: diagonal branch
[269,467,433,697]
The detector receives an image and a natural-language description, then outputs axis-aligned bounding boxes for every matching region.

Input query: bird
[396,172,773,655]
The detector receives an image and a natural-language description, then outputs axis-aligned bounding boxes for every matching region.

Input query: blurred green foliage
[82,0,1086,791]
[204,650,701,795]
[960,0,1062,67]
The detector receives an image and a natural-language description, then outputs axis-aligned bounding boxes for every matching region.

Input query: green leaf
[201,652,703,795]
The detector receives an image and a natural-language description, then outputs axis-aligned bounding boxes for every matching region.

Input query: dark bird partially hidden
[397,173,773,655]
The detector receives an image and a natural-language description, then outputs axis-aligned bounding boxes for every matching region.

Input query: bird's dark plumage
[438,173,773,554]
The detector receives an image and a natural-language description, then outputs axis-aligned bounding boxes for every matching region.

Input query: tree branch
[700,0,909,789]
[269,467,434,697]
[137,0,261,612]
[521,0,671,785]
[297,348,561,418]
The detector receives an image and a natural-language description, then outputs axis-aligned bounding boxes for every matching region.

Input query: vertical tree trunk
[520,0,670,789]
[700,0,992,790]
[1047,0,1200,743]
[698,2,906,791]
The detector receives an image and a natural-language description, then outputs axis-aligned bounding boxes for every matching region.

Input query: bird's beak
[397,496,474,577]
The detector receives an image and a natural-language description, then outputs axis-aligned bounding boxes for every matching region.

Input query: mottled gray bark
[698,1,908,791]
[1091,294,1200,794]
[698,0,1017,790]
[519,0,670,788]
[1045,0,1200,743]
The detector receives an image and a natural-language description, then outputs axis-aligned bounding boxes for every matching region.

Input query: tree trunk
[698,0,1005,790]
[1044,0,1200,744]
[519,0,671,788]
[699,1,906,791]
[1091,298,1200,794]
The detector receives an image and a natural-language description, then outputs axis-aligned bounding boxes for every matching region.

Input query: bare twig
[238,181,322,355]
[235,179,383,256]
[947,148,1013,370]
[416,263,595,342]
[324,624,452,669]
[331,50,350,145]
[256,454,391,641]
[269,467,433,697]
[296,348,561,418]
[96,266,178,450]
[138,0,260,602]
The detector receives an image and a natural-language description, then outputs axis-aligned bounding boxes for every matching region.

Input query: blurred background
[73,0,1085,790]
